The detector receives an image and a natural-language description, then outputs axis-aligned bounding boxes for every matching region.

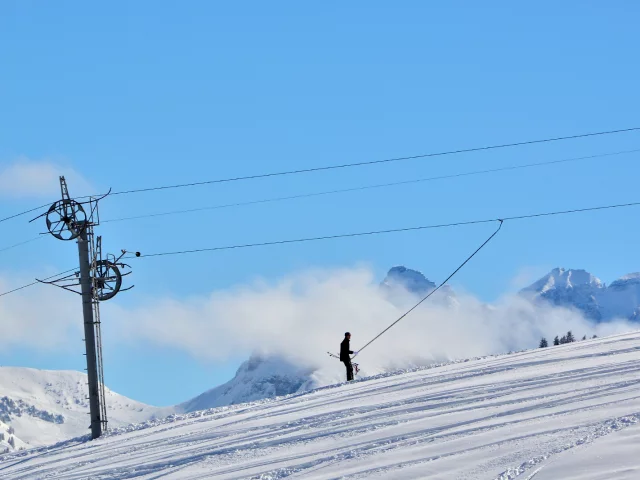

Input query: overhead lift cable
[0,235,44,253]
[356,220,503,355]
[103,127,640,196]
[5,148,636,253]
[1,126,639,225]
[101,149,640,224]
[0,268,78,298]
[0,202,53,225]
[2,200,640,299]
[132,200,640,258]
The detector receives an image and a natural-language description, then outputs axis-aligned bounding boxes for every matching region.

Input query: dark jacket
[340,338,353,362]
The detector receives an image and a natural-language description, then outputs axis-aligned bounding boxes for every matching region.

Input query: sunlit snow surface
[2,331,640,479]
[0,367,170,449]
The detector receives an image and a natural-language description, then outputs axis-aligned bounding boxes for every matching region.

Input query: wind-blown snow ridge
[3,331,640,479]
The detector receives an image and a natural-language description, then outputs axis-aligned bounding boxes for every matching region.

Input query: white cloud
[509,265,554,291]
[4,265,636,375]
[0,157,93,199]
[0,271,83,351]
[104,266,638,375]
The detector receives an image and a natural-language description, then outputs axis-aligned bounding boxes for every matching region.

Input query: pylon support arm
[34,278,82,295]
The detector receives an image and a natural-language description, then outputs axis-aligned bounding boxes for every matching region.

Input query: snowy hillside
[0,367,171,450]
[523,267,640,322]
[178,354,317,412]
[0,418,29,453]
[3,331,640,479]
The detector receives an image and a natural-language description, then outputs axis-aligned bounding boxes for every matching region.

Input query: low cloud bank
[104,266,638,377]
[0,274,82,351]
[3,266,635,375]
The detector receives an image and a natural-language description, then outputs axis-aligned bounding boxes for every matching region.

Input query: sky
[1,1,639,407]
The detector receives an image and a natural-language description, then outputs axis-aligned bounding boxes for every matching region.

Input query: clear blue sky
[1,2,639,406]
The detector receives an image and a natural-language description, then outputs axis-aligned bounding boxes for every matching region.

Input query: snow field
[1,331,640,479]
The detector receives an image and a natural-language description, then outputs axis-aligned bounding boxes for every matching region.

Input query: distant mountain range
[522,268,640,322]
[385,265,640,322]
[177,266,640,412]
[3,266,639,450]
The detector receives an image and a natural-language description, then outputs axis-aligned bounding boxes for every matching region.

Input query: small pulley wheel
[93,260,122,301]
[46,199,87,241]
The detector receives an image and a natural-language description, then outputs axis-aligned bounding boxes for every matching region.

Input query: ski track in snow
[2,332,640,479]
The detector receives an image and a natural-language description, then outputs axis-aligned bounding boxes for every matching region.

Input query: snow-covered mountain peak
[178,354,317,413]
[523,268,640,322]
[380,265,457,309]
[381,266,436,295]
[609,272,640,289]
[527,268,604,294]
[237,354,308,378]
[0,367,168,449]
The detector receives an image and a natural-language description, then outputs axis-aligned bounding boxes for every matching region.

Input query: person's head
[345,332,351,339]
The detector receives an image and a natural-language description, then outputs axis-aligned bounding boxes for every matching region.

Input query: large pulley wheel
[46,199,87,241]
[93,260,122,301]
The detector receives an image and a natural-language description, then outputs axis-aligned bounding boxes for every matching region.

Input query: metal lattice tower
[89,235,109,433]
[30,176,134,439]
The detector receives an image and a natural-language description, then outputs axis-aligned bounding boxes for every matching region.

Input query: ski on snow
[327,351,360,375]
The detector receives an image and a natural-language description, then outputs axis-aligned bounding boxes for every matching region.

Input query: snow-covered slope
[0,367,170,450]
[178,354,317,412]
[523,267,640,322]
[534,421,640,480]
[0,418,29,453]
[4,331,640,479]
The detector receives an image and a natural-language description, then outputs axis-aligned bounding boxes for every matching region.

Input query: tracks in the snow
[3,333,640,479]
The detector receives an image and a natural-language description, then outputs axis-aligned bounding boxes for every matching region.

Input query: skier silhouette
[340,332,358,381]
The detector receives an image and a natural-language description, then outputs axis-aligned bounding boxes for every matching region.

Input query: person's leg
[343,360,353,381]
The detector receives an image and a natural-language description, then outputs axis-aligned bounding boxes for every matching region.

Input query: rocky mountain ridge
[521,267,640,322]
